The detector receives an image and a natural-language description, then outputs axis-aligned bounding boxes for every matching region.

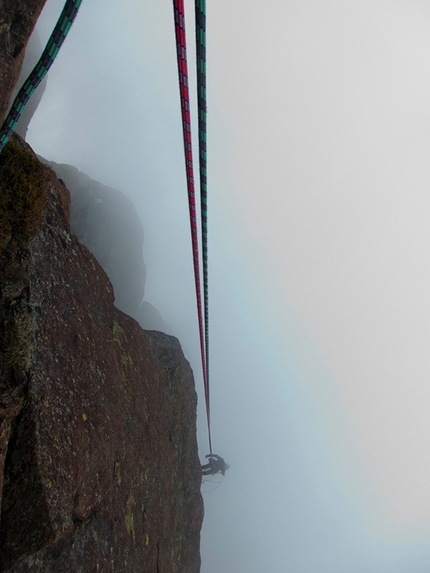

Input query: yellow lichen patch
[112,321,126,346]
[115,461,122,485]
[7,308,36,372]
[145,533,149,546]
[120,352,134,387]
[125,491,136,544]
[121,353,132,370]
[82,413,87,421]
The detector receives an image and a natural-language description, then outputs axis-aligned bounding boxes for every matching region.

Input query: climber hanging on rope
[201,454,230,476]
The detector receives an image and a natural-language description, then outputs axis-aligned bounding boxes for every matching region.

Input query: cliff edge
[0,6,202,570]
[0,136,203,572]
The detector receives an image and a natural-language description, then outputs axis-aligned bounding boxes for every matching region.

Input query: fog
[23,0,430,570]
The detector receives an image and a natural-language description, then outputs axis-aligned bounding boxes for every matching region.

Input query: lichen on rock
[0,137,202,572]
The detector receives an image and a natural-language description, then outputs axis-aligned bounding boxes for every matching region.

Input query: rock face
[0,137,202,572]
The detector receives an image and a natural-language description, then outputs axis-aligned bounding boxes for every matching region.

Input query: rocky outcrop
[0,137,202,572]
[0,0,47,125]
[42,161,148,320]
[40,160,173,334]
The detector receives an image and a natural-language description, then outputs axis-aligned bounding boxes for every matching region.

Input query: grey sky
[25,0,430,570]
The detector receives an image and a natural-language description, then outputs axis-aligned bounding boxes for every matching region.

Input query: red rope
[172,0,212,454]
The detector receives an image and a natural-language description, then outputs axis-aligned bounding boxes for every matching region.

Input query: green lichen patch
[112,321,126,346]
[125,491,136,544]
[115,462,122,486]
[0,139,48,257]
[0,296,35,394]
[7,304,36,372]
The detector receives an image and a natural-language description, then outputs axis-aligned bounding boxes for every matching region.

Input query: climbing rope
[195,0,210,440]
[172,0,212,454]
[0,0,83,153]
[0,0,215,455]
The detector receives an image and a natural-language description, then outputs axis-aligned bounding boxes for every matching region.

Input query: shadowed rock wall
[0,137,202,572]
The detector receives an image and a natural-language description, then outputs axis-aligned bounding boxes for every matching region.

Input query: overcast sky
[26,0,430,570]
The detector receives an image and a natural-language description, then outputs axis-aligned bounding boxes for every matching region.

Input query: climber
[201,454,230,476]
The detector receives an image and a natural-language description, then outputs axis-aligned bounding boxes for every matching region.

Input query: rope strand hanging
[172,0,212,454]
[195,0,210,440]
[0,0,215,457]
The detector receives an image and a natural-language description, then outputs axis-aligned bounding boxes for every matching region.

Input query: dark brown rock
[0,137,202,572]
[0,397,22,512]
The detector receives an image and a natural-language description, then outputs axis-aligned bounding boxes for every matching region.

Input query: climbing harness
[0,0,83,153]
[172,0,212,454]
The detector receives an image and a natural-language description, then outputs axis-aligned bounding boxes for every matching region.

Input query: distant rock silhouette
[39,160,172,333]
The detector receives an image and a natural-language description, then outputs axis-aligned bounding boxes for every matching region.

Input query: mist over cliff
[5,2,430,572]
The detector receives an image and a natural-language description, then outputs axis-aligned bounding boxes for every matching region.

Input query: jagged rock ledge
[0,137,203,572]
